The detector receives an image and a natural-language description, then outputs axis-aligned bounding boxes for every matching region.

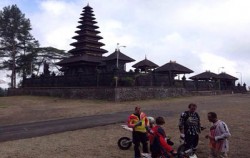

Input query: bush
[120,77,135,86]
[0,88,7,97]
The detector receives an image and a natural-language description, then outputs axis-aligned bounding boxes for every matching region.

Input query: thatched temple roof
[155,61,193,74]
[132,58,158,69]
[218,72,238,80]
[104,49,135,63]
[189,71,218,80]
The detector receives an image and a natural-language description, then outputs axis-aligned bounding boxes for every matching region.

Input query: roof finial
[87,2,89,6]
[145,54,147,60]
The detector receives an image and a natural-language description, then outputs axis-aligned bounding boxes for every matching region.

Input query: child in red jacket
[149,116,177,158]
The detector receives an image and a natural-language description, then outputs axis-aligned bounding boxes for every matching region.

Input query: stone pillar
[113,68,119,87]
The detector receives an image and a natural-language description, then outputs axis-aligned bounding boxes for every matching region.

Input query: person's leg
[140,132,149,153]
[208,148,217,158]
[218,152,228,158]
[151,152,157,158]
[184,134,192,150]
[185,134,199,149]
[133,132,141,158]
[208,149,228,158]
[161,152,171,158]
[193,134,199,148]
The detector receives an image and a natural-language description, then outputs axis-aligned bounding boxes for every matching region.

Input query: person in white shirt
[205,112,231,158]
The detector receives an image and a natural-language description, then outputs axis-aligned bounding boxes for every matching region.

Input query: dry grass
[0,94,249,158]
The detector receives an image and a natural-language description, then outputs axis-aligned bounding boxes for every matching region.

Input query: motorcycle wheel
[177,144,198,158]
[177,144,186,153]
[117,137,132,150]
[177,144,187,158]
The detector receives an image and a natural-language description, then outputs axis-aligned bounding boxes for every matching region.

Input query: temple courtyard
[0,94,249,158]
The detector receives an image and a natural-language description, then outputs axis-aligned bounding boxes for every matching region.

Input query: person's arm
[127,114,142,128]
[127,115,136,128]
[159,135,173,152]
[197,113,202,132]
[144,115,149,126]
[215,122,231,141]
[179,112,186,138]
[157,128,173,152]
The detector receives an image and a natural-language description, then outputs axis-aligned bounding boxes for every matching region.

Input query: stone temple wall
[114,87,189,101]
[8,87,231,101]
[8,88,116,101]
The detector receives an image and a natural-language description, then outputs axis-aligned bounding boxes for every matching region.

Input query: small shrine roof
[104,49,135,63]
[155,60,193,74]
[218,72,238,80]
[189,70,218,80]
[132,58,158,69]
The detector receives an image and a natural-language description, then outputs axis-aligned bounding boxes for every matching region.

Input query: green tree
[34,47,69,75]
[16,50,38,77]
[0,4,38,88]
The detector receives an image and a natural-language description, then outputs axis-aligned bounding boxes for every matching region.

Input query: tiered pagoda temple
[57,4,108,75]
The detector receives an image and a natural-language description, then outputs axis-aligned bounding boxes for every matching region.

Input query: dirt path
[0,110,173,142]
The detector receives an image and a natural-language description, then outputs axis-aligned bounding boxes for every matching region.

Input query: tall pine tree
[0,4,38,88]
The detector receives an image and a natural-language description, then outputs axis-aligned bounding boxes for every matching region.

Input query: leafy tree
[34,47,69,75]
[0,5,38,88]
[14,46,68,88]
[16,50,38,77]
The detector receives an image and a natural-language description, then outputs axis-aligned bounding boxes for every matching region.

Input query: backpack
[150,126,164,156]
[150,134,161,155]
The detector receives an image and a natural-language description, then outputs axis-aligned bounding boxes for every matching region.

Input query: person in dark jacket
[179,103,201,150]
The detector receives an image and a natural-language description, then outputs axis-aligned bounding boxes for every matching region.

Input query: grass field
[0,94,249,158]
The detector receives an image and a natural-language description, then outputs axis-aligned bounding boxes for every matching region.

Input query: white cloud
[29,0,82,50]
[199,53,237,73]
[40,0,67,16]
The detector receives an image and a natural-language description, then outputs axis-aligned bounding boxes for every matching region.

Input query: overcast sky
[0,0,250,89]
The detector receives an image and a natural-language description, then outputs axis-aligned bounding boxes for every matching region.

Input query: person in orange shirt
[127,106,149,158]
